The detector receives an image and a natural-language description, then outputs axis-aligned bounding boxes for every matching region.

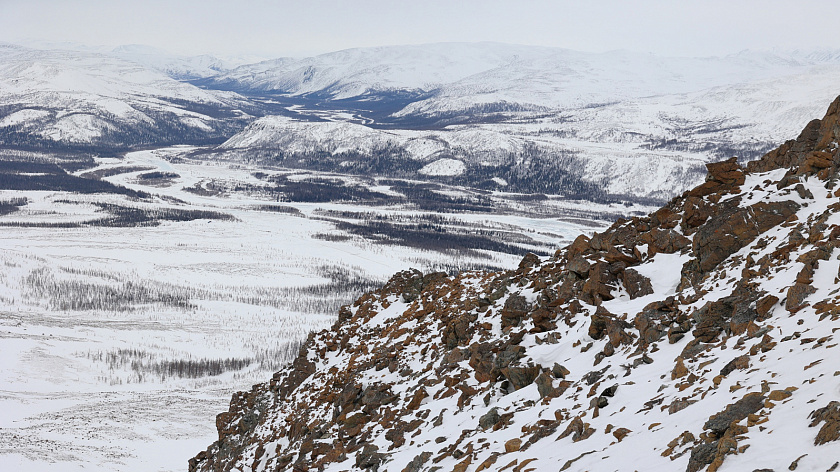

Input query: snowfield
[0,146,623,472]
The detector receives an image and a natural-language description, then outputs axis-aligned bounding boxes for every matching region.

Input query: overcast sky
[2,0,839,59]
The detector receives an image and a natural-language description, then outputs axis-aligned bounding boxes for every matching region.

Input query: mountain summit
[190,96,840,472]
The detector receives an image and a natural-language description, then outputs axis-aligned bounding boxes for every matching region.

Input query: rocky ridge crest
[191,96,840,472]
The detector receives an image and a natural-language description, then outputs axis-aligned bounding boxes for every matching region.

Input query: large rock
[809,401,840,445]
[691,297,737,343]
[355,444,384,471]
[693,200,799,273]
[581,261,617,304]
[500,294,530,328]
[687,157,745,197]
[640,227,691,255]
[623,268,654,299]
[686,442,718,472]
[500,364,540,391]
[635,298,678,345]
[589,306,634,347]
[567,255,591,278]
[703,392,766,435]
[785,283,817,313]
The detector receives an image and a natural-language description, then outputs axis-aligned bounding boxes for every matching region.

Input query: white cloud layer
[1,0,839,58]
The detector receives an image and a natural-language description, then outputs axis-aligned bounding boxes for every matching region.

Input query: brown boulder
[683,197,712,230]
[534,372,570,399]
[500,364,540,391]
[687,158,745,198]
[641,227,692,255]
[612,427,631,442]
[518,252,541,270]
[693,200,799,273]
[703,392,765,435]
[355,444,384,470]
[558,416,596,442]
[406,387,428,410]
[719,355,749,377]
[692,297,736,343]
[686,442,718,472]
[800,150,834,173]
[786,283,816,313]
[589,306,633,347]
[706,157,745,184]
[500,294,529,329]
[535,371,556,398]
[755,295,779,318]
[552,363,570,379]
[567,255,591,278]
[442,311,478,348]
[635,298,678,345]
[623,268,654,300]
[652,206,681,229]
[529,307,557,333]
[566,234,592,259]
[604,244,639,264]
[809,401,840,445]
[469,342,502,383]
[582,261,617,304]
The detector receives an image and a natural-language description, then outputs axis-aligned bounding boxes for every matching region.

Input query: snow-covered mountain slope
[208,43,840,201]
[223,75,838,202]
[3,41,838,202]
[191,97,840,472]
[391,49,839,119]
[219,115,525,165]
[216,116,606,198]
[560,64,840,147]
[13,41,260,80]
[0,44,250,148]
[198,43,557,99]
[203,43,840,107]
[108,44,243,80]
[219,116,436,157]
[521,65,840,197]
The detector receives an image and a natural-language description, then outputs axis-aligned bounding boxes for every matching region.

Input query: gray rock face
[703,392,766,435]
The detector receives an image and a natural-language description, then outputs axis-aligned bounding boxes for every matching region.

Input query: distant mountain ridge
[199,43,840,115]
[204,43,840,201]
[1,41,839,203]
[0,44,257,150]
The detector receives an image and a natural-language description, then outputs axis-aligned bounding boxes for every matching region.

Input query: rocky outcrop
[191,96,840,472]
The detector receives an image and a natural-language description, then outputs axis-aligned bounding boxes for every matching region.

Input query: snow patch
[418,158,466,176]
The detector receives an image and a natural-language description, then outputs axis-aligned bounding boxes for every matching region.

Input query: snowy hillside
[2,41,840,201]
[108,44,243,80]
[0,44,250,148]
[191,97,840,472]
[209,43,840,201]
[203,44,839,105]
[198,43,556,99]
[219,115,525,164]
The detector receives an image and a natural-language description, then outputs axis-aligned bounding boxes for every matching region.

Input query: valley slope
[191,97,840,472]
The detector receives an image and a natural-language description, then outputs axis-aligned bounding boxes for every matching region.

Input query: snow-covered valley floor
[0,147,641,471]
